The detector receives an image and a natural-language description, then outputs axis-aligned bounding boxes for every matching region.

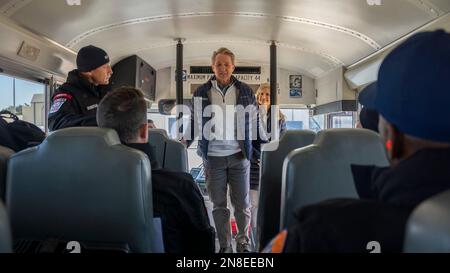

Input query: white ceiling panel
[1,0,449,77]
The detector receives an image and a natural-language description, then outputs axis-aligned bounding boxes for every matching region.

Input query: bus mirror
[158,99,192,115]
[158,99,176,115]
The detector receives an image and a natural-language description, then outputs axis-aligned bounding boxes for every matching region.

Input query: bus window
[309,114,325,132]
[0,74,45,131]
[280,108,309,131]
[327,112,356,129]
[280,108,325,132]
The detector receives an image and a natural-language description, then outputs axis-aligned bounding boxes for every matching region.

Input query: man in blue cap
[353,29,450,206]
[48,45,113,131]
[264,29,450,253]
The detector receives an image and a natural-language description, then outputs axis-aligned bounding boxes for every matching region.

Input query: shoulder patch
[49,97,69,114]
[54,93,73,100]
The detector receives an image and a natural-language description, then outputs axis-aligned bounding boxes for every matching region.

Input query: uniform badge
[49,93,72,114]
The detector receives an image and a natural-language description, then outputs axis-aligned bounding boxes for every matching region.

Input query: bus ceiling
[0,0,449,89]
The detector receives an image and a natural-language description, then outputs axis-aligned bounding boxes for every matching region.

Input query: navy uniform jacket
[48,70,109,131]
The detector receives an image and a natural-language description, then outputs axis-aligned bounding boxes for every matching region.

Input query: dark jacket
[352,147,450,207]
[281,199,414,253]
[186,76,257,160]
[274,148,450,253]
[48,70,110,131]
[250,110,286,190]
[125,143,215,254]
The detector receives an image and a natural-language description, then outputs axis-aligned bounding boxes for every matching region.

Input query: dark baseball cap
[358,30,450,143]
[76,45,110,72]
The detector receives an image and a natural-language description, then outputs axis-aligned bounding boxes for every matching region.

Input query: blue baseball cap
[359,30,450,143]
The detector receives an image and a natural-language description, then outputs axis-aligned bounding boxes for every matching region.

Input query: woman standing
[250,83,286,249]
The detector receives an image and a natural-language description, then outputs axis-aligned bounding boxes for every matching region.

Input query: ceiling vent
[17,42,40,62]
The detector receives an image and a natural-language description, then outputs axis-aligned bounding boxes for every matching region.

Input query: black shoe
[236,242,251,253]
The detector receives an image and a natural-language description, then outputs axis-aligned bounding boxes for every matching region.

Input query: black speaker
[110,55,156,101]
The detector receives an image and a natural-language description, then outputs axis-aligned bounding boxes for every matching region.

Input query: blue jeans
[204,152,251,248]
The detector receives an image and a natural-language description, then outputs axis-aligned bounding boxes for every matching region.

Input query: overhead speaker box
[110,55,156,101]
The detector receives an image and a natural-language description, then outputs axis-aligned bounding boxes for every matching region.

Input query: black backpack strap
[0,114,19,151]
[0,110,45,152]
[0,110,19,121]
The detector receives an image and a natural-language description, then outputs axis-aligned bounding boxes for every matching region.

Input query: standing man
[48,45,113,131]
[184,48,257,253]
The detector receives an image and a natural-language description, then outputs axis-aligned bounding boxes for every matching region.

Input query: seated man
[148,119,157,129]
[97,87,215,253]
[356,82,379,133]
[266,30,450,253]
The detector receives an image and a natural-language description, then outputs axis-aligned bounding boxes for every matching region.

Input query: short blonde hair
[211,48,235,65]
[256,83,270,102]
[256,83,285,120]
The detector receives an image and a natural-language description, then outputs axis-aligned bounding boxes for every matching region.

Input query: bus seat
[148,129,168,167]
[257,130,316,251]
[0,146,14,201]
[149,128,169,139]
[6,127,156,253]
[404,189,450,253]
[0,201,12,253]
[281,129,389,229]
[148,129,188,172]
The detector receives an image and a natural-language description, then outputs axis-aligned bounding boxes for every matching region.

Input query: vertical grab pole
[270,41,279,140]
[176,38,184,139]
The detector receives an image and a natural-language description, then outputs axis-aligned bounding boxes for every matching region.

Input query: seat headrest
[149,129,169,139]
[281,130,316,143]
[281,128,389,228]
[46,127,121,147]
[7,126,154,252]
[314,128,382,151]
[262,130,316,152]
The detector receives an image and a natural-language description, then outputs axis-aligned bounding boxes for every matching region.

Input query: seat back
[257,130,316,250]
[148,129,169,167]
[0,146,14,201]
[148,129,188,172]
[0,201,12,253]
[7,127,154,253]
[404,190,450,253]
[281,129,389,229]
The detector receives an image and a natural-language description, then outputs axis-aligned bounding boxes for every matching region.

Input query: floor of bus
[203,194,256,253]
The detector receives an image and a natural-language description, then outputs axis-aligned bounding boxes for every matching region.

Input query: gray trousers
[204,152,251,248]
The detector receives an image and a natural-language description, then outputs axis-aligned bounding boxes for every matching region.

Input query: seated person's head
[359,30,450,166]
[359,107,379,133]
[357,82,379,133]
[97,87,148,144]
[148,119,156,129]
